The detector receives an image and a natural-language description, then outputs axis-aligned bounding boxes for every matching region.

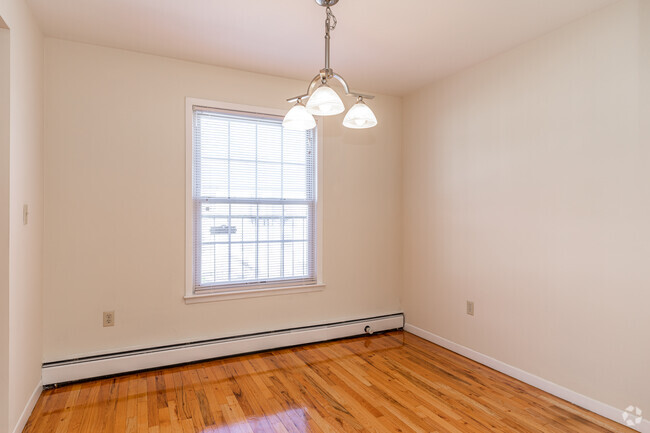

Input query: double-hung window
[189,102,317,297]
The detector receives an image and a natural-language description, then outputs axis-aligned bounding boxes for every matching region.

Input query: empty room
[0,0,648,432]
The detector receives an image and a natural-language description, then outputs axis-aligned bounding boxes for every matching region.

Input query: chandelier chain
[325,7,337,32]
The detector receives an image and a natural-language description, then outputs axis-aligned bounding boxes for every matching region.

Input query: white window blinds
[192,106,317,292]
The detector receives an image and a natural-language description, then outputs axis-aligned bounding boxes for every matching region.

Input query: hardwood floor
[24,331,633,433]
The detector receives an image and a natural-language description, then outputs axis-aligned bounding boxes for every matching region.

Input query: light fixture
[283,99,317,130]
[343,97,378,129]
[284,0,377,130]
[306,84,345,116]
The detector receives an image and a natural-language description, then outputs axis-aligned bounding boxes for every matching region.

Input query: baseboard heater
[42,313,404,386]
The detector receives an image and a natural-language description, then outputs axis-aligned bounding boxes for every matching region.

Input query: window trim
[184,98,324,303]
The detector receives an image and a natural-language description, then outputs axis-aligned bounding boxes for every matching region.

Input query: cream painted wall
[43,39,402,362]
[0,20,10,433]
[0,0,44,432]
[642,0,650,169]
[403,0,649,415]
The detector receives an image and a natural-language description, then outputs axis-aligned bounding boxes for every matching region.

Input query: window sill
[184,283,325,304]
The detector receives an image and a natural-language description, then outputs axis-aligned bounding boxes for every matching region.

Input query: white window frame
[185,98,324,303]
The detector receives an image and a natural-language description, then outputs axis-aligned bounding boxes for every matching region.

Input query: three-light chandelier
[282,0,377,131]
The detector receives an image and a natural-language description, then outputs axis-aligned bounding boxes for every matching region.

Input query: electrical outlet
[103,311,115,327]
[466,301,474,316]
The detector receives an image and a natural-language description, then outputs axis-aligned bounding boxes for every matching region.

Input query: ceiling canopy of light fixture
[314,0,339,5]
[283,0,377,131]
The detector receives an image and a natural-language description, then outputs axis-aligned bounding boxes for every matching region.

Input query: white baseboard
[405,324,649,433]
[42,314,404,386]
[12,380,42,433]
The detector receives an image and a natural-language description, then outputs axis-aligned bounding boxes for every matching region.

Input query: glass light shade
[283,102,316,130]
[343,100,377,129]
[306,85,345,116]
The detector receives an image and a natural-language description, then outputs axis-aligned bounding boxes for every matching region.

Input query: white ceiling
[27,0,617,95]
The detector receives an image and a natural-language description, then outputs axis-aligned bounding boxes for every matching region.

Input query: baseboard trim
[404,324,649,433]
[12,380,42,433]
[42,313,404,386]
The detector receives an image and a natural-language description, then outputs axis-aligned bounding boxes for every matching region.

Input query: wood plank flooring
[23,331,634,433]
